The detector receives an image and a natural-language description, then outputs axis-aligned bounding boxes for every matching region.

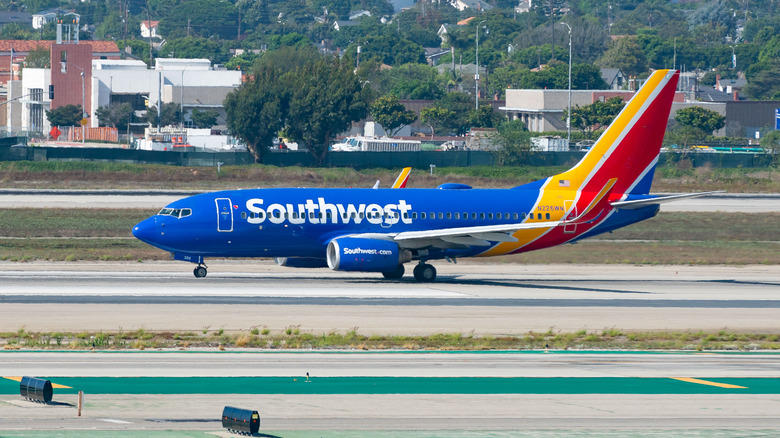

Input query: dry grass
[1,328,777,351]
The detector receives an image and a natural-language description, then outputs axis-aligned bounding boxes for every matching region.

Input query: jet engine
[326,237,411,272]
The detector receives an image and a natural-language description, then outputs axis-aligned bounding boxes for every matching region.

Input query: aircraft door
[215,198,233,232]
[563,200,577,234]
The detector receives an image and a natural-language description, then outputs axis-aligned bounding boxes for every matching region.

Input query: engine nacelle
[274,257,329,268]
[327,237,411,272]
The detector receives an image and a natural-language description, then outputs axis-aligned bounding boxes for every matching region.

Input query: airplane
[133,69,715,282]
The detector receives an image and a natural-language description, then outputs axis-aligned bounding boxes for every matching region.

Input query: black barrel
[221,406,260,435]
[20,376,53,403]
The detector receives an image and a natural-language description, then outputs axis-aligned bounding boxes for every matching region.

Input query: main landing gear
[381,264,405,279]
[413,263,436,282]
[193,264,208,278]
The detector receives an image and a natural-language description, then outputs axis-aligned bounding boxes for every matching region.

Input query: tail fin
[553,69,679,197]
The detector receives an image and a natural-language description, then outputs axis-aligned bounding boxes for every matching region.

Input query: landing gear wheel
[382,264,405,279]
[413,263,436,282]
[193,266,207,278]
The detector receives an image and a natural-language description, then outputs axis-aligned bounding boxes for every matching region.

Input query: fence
[61,126,119,143]
[0,143,774,169]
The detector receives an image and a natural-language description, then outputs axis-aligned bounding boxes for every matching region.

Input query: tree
[284,57,371,163]
[468,105,502,128]
[435,92,473,136]
[759,130,780,156]
[420,106,454,139]
[493,119,533,166]
[23,47,50,69]
[145,103,181,127]
[566,97,625,137]
[46,105,83,127]
[158,0,238,39]
[596,37,648,77]
[96,103,133,127]
[370,94,417,138]
[674,106,725,135]
[190,108,219,129]
[158,37,229,64]
[744,61,780,100]
[224,66,285,163]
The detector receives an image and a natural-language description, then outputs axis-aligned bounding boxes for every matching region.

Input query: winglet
[392,167,412,189]
[567,178,618,223]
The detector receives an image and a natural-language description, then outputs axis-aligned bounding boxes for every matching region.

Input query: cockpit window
[158,208,192,218]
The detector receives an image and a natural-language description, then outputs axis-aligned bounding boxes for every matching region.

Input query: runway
[2,262,780,434]
[1,189,779,212]
[0,262,778,334]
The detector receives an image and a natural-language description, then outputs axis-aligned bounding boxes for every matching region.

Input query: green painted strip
[2,377,779,395]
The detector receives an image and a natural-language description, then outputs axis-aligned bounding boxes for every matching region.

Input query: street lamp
[560,22,572,144]
[71,63,86,144]
[475,20,487,110]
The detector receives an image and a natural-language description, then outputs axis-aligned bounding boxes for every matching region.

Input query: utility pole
[561,22,572,144]
[475,20,486,110]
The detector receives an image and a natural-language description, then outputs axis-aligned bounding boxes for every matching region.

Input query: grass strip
[1,161,779,192]
[2,328,778,352]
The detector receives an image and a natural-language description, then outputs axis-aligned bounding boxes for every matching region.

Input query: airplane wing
[610,191,724,210]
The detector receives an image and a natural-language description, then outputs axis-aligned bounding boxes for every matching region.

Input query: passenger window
[521,212,526,219]
[546,213,551,220]
[359,212,364,219]
[488,213,494,220]
[430,212,435,219]
[327,212,332,219]
[274,211,281,218]
[496,213,502,220]
[241,212,247,219]
[258,211,264,219]
[412,212,418,219]
[351,213,356,219]
[438,212,443,219]
[404,213,409,219]
[472,212,477,219]
[342,213,348,219]
[455,212,460,219]
[479,213,485,219]
[537,213,542,220]
[446,212,452,219]
[463,212,468,219]
[421,212,427,219]
[292,212,298,219]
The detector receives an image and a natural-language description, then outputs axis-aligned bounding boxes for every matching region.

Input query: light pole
[81,70,85,144]
[560,22,572,144]
[71,63,86,144]
[475,20,486,110]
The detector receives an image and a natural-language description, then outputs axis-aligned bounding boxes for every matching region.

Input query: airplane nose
[132,217,157,244]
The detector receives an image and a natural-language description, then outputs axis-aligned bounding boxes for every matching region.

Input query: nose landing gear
[193,265,208,278]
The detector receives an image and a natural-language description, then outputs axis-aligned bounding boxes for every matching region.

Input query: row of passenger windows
[240,211,553,221]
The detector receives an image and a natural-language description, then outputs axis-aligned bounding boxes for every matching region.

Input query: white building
[32,8,79,30]
[16,58,242,144]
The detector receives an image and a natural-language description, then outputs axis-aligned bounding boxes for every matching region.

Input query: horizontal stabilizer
[610,191,724,210]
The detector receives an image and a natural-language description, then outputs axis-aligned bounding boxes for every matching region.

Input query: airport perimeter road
[0,262,778,334]
[0,190,779,212]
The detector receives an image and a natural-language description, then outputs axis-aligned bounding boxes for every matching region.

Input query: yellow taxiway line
[3,376,72,389]
[672,377,747,389]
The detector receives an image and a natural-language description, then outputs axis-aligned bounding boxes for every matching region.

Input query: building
[32,8,79,30]
[448,0,493,12]
[140,20,159,39]
[500,88,683,132]
[0,12,33,30]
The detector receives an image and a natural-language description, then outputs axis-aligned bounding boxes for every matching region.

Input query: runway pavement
[2,262,780,434]
[1,262,779,334]
[1,189,779,212]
